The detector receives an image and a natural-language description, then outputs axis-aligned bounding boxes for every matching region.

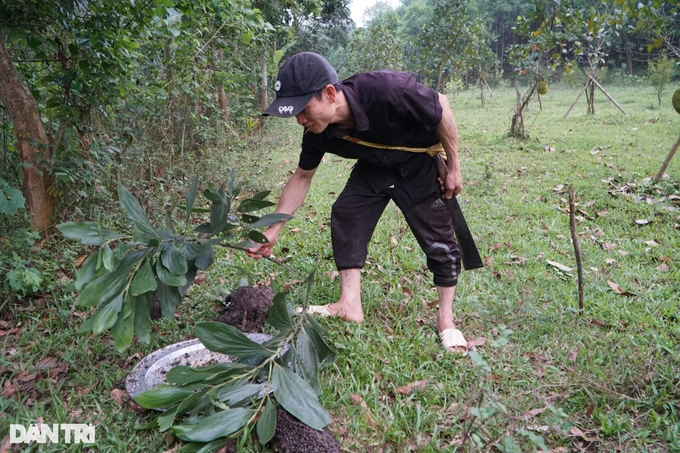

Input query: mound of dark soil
[269,407,341,453]
[216,285,274,333]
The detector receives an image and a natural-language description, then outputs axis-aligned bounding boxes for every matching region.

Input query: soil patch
[269,407,341,453]
[216,285,274,333]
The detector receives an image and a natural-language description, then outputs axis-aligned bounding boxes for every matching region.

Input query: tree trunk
[261,60,268,113]
[217,49,230,126]
[0,34,54,233]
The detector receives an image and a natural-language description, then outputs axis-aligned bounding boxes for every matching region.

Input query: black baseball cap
[263,52,339,118]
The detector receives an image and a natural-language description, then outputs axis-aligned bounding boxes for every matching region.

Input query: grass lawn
[1,81,679,452]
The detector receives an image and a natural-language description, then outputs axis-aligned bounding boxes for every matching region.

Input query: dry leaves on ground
[350,394,376,427]
[607,281,636,297]
[395,379,429,395]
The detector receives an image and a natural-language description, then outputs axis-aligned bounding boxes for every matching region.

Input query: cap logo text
[278,106,294,114]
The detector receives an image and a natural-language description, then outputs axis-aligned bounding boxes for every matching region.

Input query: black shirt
[298,70,444,203]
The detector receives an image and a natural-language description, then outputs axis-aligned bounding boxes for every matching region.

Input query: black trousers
[330,169,461,287]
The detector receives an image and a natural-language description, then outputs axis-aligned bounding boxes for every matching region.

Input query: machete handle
[434,154,448,188]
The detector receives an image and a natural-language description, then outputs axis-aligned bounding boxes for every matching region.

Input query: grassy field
[1,81,679,452]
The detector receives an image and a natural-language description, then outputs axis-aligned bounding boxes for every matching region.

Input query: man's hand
[438,167,463,199]
[246,229,278,259]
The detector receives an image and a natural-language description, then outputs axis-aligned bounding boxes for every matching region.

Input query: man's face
[295,90,334,134]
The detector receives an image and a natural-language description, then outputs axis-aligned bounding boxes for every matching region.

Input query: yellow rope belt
[342,135,446,159]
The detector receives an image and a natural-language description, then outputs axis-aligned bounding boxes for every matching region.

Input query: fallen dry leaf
[656,263,670,272]
[350,393,376,427]
[111,388,129,406]
[0,328,19,338]
[589,319,608,327]
[395,379,429,395]
[546,260,573,272]
[427,299,438,309]
[521,407,547,420]
[283,279,304,291]
[484,256,493,266]
[327,270,339,282]
[466,337,487,348]
[607,280,636,297]
[390,236,398,247]
[604,258,616,265]
[403,286,413,298]
[645,240,660,247]
[569,348,578,364]
[635,219,650,225]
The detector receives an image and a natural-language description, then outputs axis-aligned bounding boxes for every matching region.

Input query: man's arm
[246,165,317,258]
[435,92,462,199]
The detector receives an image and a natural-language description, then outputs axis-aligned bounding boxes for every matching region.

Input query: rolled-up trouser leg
[331,173,390,270]
[394,191,461,287]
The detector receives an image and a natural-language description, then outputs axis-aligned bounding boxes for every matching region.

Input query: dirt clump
[216,285,274,333]
[269,407,340,453]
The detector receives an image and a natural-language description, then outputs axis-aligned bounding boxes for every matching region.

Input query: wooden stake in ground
[564,74,628,118]
[569,186,585,310]
[653,135,680,183]
[482,77,501,107]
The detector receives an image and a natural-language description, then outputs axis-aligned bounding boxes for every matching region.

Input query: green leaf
[77,263,129,308]
[102,244,115,271]
[75,251,104,291]
[266,292,293,332]
[134,384,195,409]
[247,230,270,244]
[158,406,178,432]
[130,258,157,296]
[178,439,230,453]
[157,281,181,319]
[257,401,276,445]
[241,31,254,45]
[271,363,329,431]
[209,201,228,236]
[156,259,187,287]
[57,221,124,246]
[162,245,188,276]
[0,180,26,215]
[118,182,158,240]
[303,315,336,365]
[173,408,254,442]
[236,199,275,213]
[248,213,292,229]
[181,242,211,260]
[185,175,199,223]
[296,330,321,395]
[195,245,215,270]
[111,296,135,352]
[250,191,271,201]
[133,293,152,343]
[195,322,273,359]
[216,383,265,406]
[165,210,176,236]
[93,294,123,335]
[166,363,253,386]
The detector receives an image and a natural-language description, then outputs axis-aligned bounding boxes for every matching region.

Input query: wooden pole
[586,74,628,116]
[569,186,584,310]
[653,135,680,183]
[482,77,501,107]
[564,80,590,118]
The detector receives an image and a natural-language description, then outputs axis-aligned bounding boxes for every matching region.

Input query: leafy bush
[58,172,291,352]
[649,56,676,107]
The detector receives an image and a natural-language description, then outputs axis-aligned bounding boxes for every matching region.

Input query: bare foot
[326,300,364,323]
